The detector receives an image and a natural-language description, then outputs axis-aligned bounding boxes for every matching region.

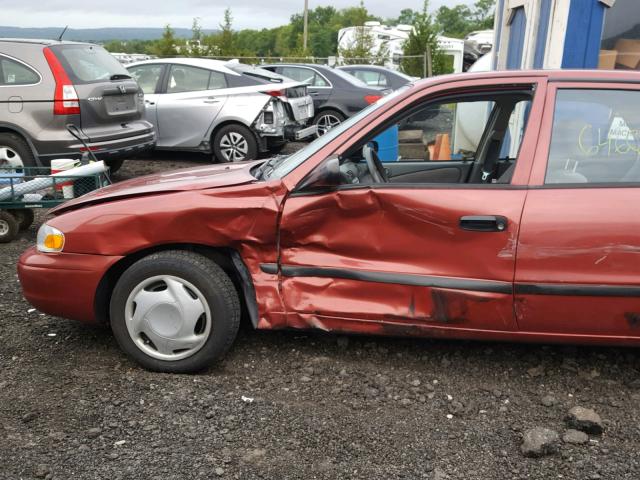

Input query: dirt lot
[2,150,640,479]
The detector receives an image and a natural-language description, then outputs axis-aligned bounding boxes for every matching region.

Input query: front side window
[600,0,640,70]
[128,64,163,94]
[338,92,531,185]
[546,89,640,184]
[0,57,39,85]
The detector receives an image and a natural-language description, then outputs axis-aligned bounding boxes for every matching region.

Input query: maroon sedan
[18,70,640,372]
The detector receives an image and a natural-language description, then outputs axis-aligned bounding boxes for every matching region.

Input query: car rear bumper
[18,247,123,324]
[33,121,156,165]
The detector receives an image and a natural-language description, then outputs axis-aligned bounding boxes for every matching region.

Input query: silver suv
[0,39,155,172]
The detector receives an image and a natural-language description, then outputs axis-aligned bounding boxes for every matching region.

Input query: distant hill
[0,26,218,42]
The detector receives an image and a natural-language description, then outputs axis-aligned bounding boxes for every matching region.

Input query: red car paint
[17,70,640,347]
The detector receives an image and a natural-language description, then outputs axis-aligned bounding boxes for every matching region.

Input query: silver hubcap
[219,132,249,162]
[316,114,342,136]
[125,275,211,361]
[0,146,23,168]
[0,219,9,236]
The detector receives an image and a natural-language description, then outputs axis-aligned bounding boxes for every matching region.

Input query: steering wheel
[362,143,389,183]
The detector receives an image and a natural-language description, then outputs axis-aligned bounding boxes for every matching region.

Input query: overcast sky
[0,0,474,30]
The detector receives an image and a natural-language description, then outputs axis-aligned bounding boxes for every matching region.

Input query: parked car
[262,63,389,136]
[0,39,155,172]
[338,65,417,90]
[19,69,640,372]
[126,58,315,162]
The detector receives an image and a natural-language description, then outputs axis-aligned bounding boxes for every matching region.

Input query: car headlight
[37,224,65,253]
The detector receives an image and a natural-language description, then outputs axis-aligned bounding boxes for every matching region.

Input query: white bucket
[51,159,80,199]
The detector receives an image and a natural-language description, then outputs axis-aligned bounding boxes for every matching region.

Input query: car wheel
[213,125,258,163]
[0,133,36,168]
[0,211,19,243]
[105,158,125,174]
[313,110,345,137]
[109,251,241,373]
[8,209,34,231]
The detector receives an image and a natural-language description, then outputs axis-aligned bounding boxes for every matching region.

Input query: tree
[217,8,236,56]
[188,18,205,56]
[436,0,495,39]
[401,1,444,77]
[153,24,178,56]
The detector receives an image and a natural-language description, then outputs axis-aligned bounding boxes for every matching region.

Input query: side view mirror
[296,154,342,191]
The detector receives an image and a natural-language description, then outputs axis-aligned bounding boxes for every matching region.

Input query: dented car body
[17,69,640,371]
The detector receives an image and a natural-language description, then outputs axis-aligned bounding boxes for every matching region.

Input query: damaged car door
[276,78,547,337]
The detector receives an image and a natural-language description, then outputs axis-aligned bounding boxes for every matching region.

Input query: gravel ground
[1,149,640,479]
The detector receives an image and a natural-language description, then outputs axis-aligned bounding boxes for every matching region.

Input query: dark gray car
[338,65,418,90]
[0,39,155,172]
[262,63,389,135]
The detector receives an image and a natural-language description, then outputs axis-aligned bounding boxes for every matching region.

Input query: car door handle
[310,92,320,96]
[145,100,155,106]
[203,98,221,104]
[459,215,508,232]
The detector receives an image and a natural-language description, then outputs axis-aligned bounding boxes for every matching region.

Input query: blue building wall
[562,0,607,68]
[533,0,553,68]
[506,7,527,69]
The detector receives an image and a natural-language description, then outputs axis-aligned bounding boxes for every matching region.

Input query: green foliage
[101,1,494,65]
[401,1,445,77]
[436,0,495,39]
[152,24,179,56]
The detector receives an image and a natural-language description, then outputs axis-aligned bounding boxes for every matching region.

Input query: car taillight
[364,95,382,105]
[43,47,80,115]
[262,90,284,98]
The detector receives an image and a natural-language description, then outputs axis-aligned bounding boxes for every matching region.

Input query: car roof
[127,57,241,76]
[411,69,640,89]
[0,38,92,46]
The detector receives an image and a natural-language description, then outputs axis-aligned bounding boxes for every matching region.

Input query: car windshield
[266,85,410,179]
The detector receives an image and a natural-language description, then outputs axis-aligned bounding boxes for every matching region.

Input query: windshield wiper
[111,74,132,80]
[257,155,287,180]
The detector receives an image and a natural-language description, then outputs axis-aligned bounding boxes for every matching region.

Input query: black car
[338,65,418,90]
[262,63,389,136]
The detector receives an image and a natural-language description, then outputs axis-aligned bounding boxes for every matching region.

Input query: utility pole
[303,0,309,52]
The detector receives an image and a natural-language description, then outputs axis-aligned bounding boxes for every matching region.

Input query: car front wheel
[109,251,241,373]
[213,124,258,163]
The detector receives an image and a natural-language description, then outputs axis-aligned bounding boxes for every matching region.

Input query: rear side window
[167,65,227,93]
[546,89,640,184]
[0,56,39,85]
[281,67,329,87]
[49,44,129,84]
[353,70,388,88]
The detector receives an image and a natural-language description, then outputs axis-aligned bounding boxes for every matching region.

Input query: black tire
[109,251,241,373]
[0,211,19,243]
[8,209,34,231]
[266,142,286,155]
[212,124,258,163]
[313,109,345,137]
[0,133,36,168]
[105,158,125,174]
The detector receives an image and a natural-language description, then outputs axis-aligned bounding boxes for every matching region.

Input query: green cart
[0,166,110,243]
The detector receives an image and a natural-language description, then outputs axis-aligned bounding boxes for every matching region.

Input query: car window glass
[51,45,128,84]
[546,89,640,184]
[208,71,227,90]
[128,64,163,94]
[281,67,328,87]
[167,65,211,93]
[330,89,533,186]
[0,57,39,85]
[354,70,388,87]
